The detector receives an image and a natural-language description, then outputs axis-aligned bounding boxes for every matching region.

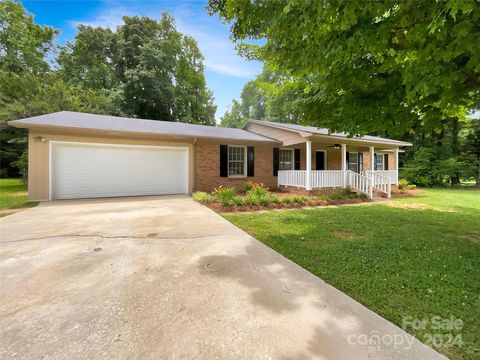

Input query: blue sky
[22,0,262,122]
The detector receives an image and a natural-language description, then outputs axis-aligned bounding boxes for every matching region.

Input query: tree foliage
[220,65,301,126]
[1,1,217,177]
[58,13,216,124]
[209,0,480,135]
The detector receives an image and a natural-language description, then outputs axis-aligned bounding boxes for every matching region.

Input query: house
[9,111,411,201]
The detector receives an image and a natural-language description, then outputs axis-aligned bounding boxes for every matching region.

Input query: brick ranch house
[9,111,411,201]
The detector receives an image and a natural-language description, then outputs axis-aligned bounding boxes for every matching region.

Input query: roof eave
[245,119,313,138]
[9,122,279,143]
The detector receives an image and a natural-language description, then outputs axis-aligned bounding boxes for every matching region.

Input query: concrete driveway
[0,196,445,360]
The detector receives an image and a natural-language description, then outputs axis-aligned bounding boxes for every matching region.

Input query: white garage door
[51,142,188,200]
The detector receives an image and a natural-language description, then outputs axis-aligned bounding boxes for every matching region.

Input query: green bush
[243,181,254,192]
[232,196,245,206]
[281,196,293,204]
[357,192,369,200]
[244,182,273,206]
[212,186,236,206]
[330,188,345,200]
[192,191,213,203]
[401,148,466,187]
[291,195,307,204]
[398,179,417,193]
[270,195,281,204]
[246,184,270,198]
[245,193,260,206]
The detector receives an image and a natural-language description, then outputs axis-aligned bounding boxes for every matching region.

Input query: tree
[0,0,57,177]
[59,13,216,123]
[1,1,217,177]
[220,99,244,128]
[221,65,301,125]
[174,36,216,125]
[460,116,480,185]
[208,0,480,135]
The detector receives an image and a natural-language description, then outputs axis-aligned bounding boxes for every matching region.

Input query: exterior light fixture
[333,144,341,149]
[33,136,46,142]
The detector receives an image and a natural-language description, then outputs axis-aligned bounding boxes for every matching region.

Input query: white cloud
[68,0,260,78]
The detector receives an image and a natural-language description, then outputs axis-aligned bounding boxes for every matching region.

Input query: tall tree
[220,99,244,128]
[221,65,303,125]
[208,0,480,135]
[59,13,216,123]
[0,0,56,177]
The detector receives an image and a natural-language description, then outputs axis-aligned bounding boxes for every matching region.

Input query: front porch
[276,141,400,199]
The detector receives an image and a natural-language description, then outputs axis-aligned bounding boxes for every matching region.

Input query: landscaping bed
[192,181,369,213]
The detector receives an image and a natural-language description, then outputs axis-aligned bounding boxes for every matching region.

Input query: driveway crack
[0,233,244,244]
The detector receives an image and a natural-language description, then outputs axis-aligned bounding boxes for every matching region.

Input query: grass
[0,179,37,215]
[224,188,480,360]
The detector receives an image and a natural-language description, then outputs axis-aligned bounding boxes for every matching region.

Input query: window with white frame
[375,154,384,170]
[279,149,294,170]
[348,152,358,173]
[228,146,246,176]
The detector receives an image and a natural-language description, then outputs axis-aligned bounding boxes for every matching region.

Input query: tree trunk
[450,117,460,185]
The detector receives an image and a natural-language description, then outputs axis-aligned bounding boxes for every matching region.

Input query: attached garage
[50,142,189,200]
[9,111,279,201]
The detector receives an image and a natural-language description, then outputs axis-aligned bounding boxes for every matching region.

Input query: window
[375,154,384,170]
[228,146,246,176]
[279,149,294,170]
[348,152,359,173]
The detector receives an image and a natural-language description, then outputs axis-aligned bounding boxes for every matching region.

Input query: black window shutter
[273,147,280,176]
[359,153,364,173]
[384,154,389,170]
[220,145,228,177]
[294,149,301,170]
[247,146,254,177]
[346,151,350,170]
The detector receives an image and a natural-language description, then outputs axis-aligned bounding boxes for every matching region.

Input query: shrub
[398,179,417,193]
[270,195,281,204]
[192,191,212,203]
[281,196,293,204]
[245,193,259,206]
[258,196,271,206]
[212,186,236,206]
[315,193,330,202]
[357,192,369,200]
[331,188,345,200]
[291,195,307,204]
[232,196,245,206]
[243,181,254,192]
[245,182,270,197]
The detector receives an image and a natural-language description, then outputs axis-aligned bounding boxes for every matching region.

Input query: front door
[316,151,326,170]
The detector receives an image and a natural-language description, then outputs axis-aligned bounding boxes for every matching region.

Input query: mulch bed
[205,197,369,213]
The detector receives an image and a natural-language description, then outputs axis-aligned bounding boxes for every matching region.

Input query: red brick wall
[194,140,278,192]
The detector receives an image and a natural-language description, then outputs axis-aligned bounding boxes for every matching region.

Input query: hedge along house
[9,111,411,201]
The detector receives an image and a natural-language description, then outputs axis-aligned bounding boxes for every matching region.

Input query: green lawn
[0,179,37,214]
[224,188,480,360]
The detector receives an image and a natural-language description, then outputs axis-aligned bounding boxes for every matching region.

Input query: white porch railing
[311,170,345,188]
[278,170,394,199]
[346,170,373,198]
[278,170,306,188]
[278,170,345,189]
[369,172,391,199]
[364,170,398,184]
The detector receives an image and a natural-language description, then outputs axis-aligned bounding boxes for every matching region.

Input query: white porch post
[370,146,375,173]
[394,147,399,184]
[306,140,312,190]
[341,144,347,188]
